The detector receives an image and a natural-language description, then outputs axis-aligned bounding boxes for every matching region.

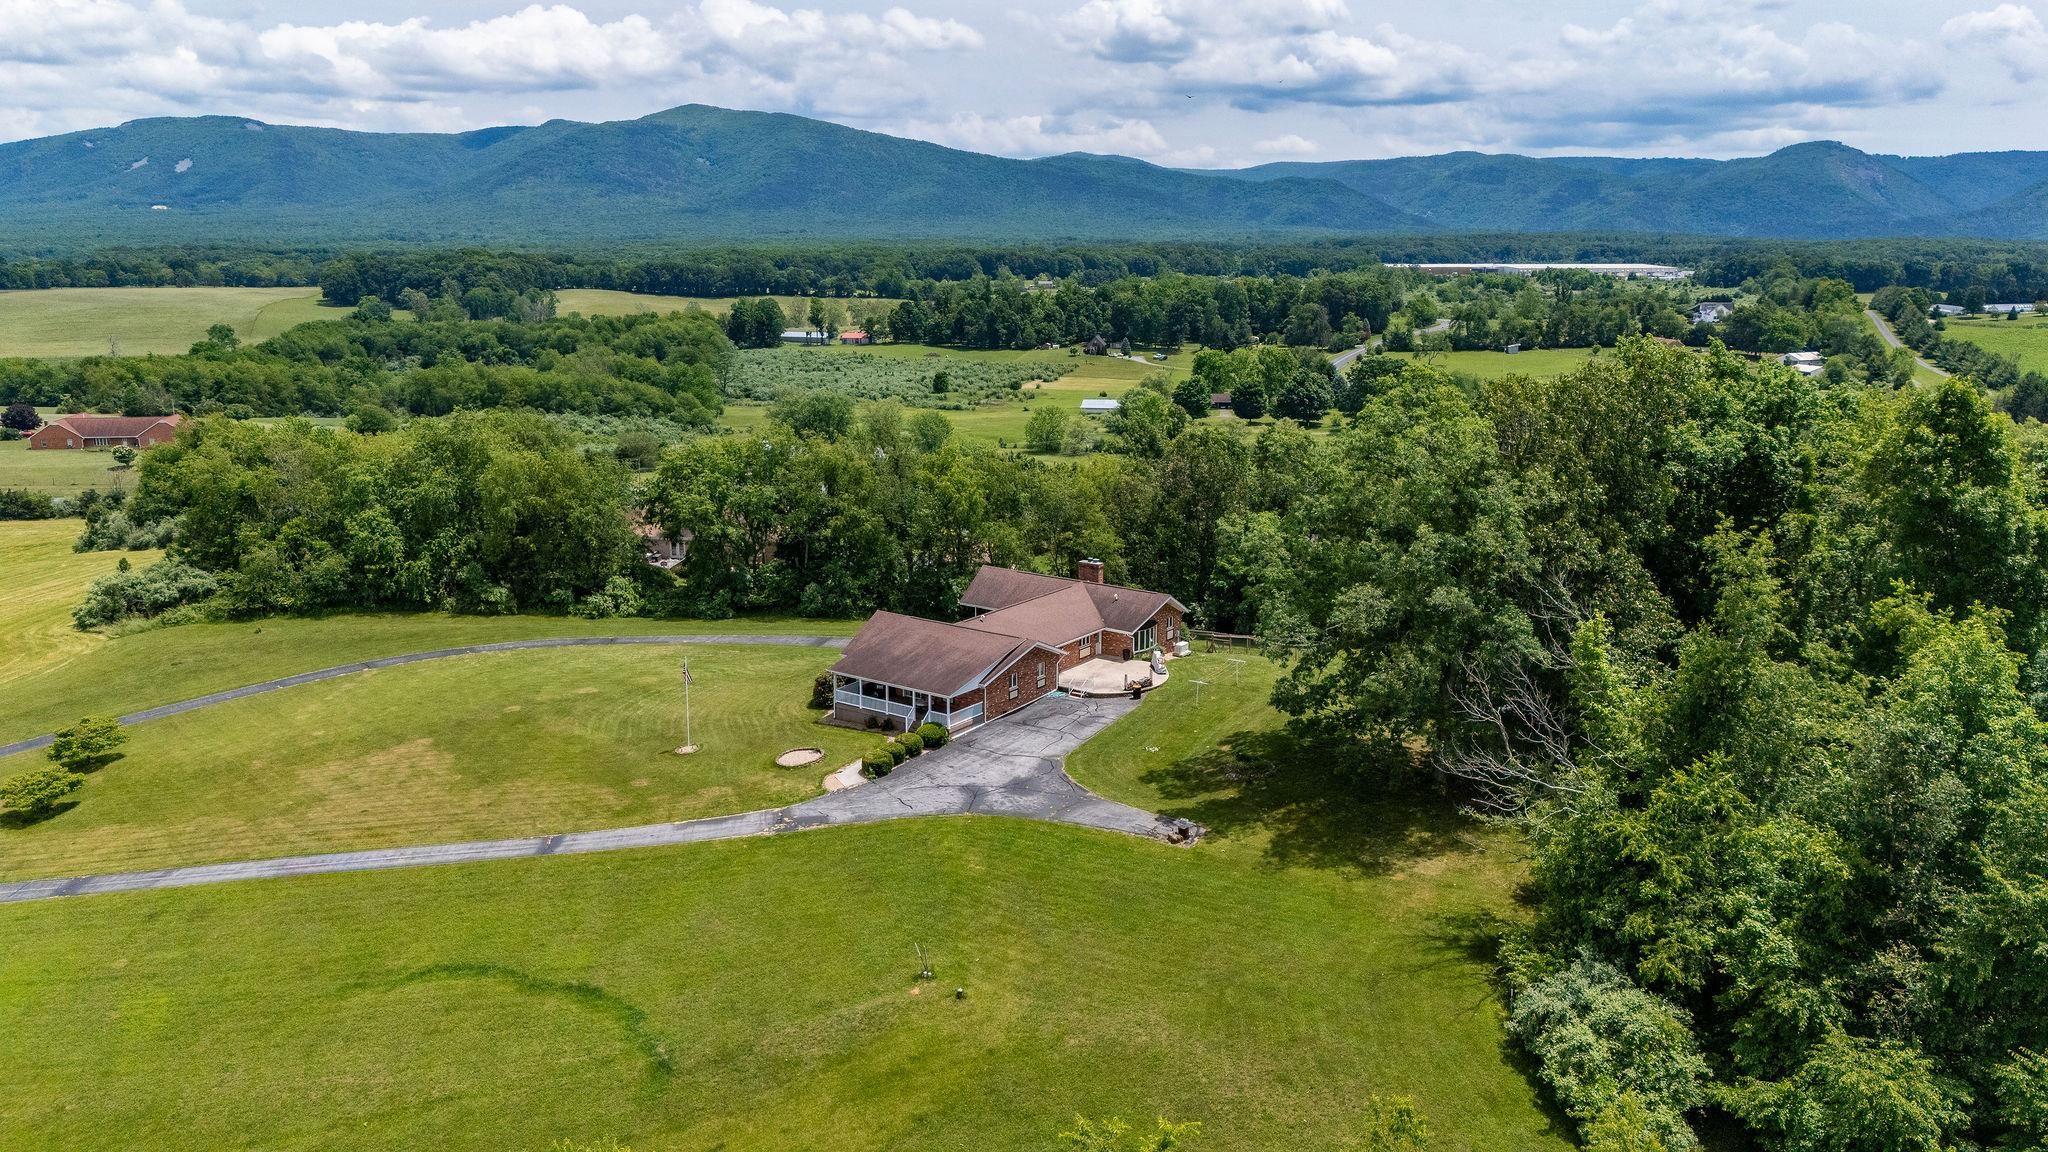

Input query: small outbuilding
[1080,398,1120,415]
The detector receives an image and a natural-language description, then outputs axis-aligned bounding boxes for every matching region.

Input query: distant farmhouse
[827,561,1186,733]
[1780,351,1826,377]
[1691,301,1733,324]
[838,328,873,345]
[28,413,182,450]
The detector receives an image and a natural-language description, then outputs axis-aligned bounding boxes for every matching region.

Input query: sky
[0,0,2043,164]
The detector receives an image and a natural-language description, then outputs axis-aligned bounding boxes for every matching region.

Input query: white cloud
[0,0,985,141]
[1943,4,2048,82]
[897,111,1171,158]
[1252,133,1318,155]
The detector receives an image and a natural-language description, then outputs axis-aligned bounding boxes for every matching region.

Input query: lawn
[0,519,858,746]
[0,814,1562,1151]
[1943,312,2048,375]
[0,286,323,357]
[0,642,882,882]
[1385,347,1597,380]
[0,439,138,497]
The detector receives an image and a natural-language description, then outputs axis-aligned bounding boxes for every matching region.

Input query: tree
[347,404,399,435]
[1274,357,1335,423]
[1511,957,1707,1151]
[1171,373,1212,421]
[1026,405,1071,454]
[0,766,84,821]
[1,402,40,432]
[1725,1030,1966,1152]
[48,715,127,771]
[769,391,855,441]
[352,296,393,323]
[1108,388,1187,458]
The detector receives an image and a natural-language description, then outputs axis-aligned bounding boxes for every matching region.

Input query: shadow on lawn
[1140,727,1475,875]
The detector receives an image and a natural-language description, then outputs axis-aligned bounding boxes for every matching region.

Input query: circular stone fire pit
[775,747,826,768]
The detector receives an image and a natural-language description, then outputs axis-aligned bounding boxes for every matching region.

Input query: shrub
[72,559,219,630]
[612,429,663,470]
[916,721,949,748]
[862,755,894,779]
[899,732,924,756]
[0,488,56,520]
[885,742,908,765]
[1,401,41,432]
[346,403,400,434]
[111,444,137,467]
[74,510,176,553]
[811,673,834,709]
[571,575,642,619]
[1509,956,1707,1151]
[47,715,128,771]
[0,766,84,821]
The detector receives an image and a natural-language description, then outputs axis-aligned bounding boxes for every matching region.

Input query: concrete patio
[1057,657,1167,697]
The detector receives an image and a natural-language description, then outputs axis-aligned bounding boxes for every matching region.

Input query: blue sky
[1,0,2042,163]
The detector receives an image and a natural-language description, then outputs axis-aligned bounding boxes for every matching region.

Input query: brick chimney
[1076,558,1105,585]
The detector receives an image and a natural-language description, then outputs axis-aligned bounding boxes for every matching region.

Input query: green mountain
[3,105,2047,246]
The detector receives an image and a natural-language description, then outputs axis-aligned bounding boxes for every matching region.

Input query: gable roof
[46,414,180,439]
[960,566,1075,612]
[830,611,1052,697]
[960,584,1104,647]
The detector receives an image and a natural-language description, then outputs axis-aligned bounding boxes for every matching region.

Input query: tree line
[0,304,730,425]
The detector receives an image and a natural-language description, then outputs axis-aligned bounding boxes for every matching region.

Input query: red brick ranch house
[27,413,182,450]
[828,560,1186,732]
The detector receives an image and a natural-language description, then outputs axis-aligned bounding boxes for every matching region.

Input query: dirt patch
[775,747,825,768]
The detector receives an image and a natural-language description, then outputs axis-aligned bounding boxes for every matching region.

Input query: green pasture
[0,642,880,882]
[0,753,1559,1152]
[1386,346,1597,380]
[556,289,899,323]
[1944,312,2048,375]
[0,286,324,357]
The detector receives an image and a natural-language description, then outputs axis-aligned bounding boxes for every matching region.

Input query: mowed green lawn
[0,286,325,357]
[0,520,858,746]
[0,439,137,497]
[1386,346,1597,380]
[0,745,1562,1152]
[1944,313,2048,375]
[0,643,881,881]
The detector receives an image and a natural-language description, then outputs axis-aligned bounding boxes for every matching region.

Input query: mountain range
[3,104,2047,248]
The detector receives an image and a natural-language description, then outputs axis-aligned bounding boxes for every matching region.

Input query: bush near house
[898,732,924,757]
[916,722,948,748]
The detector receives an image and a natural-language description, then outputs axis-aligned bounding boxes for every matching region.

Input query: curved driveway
[0,694,1183,905]
[0,633,849,760]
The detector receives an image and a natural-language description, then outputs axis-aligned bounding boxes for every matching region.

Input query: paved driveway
[782,693,1170,837]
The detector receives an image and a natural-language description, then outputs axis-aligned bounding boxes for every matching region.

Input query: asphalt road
[0,633,849,760]
[0,695,1189,905]
[1866,308,1949,378]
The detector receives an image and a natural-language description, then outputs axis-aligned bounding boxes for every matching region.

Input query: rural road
[0,695,1187,905]
[1330,342,1372,370]
[0,633,850,760]
[1866,308,1949,378]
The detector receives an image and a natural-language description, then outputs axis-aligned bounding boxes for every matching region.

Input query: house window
[1008,671,1019,700]
[1167,621,1177,641]
[1135,624,1157,653]
[1035,662,1046,689]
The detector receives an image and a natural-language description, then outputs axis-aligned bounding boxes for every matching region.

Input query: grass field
[0,642,881,882]
[1944,312,2048,375]
[0,520,857,747]
[0,286,325,357]
[1386,347,1598,380]
[556,289,900,323]
[0,439,137,497]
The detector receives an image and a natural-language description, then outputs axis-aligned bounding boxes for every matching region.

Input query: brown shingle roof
[831,611,1050,697]
[49,414,180,439]
[959,566,1074,612]
[1083,582,1174,633]
[960,583,1104,647]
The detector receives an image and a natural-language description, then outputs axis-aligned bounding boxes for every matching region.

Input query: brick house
[827,560,1186,732]
[27,413,182,450]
